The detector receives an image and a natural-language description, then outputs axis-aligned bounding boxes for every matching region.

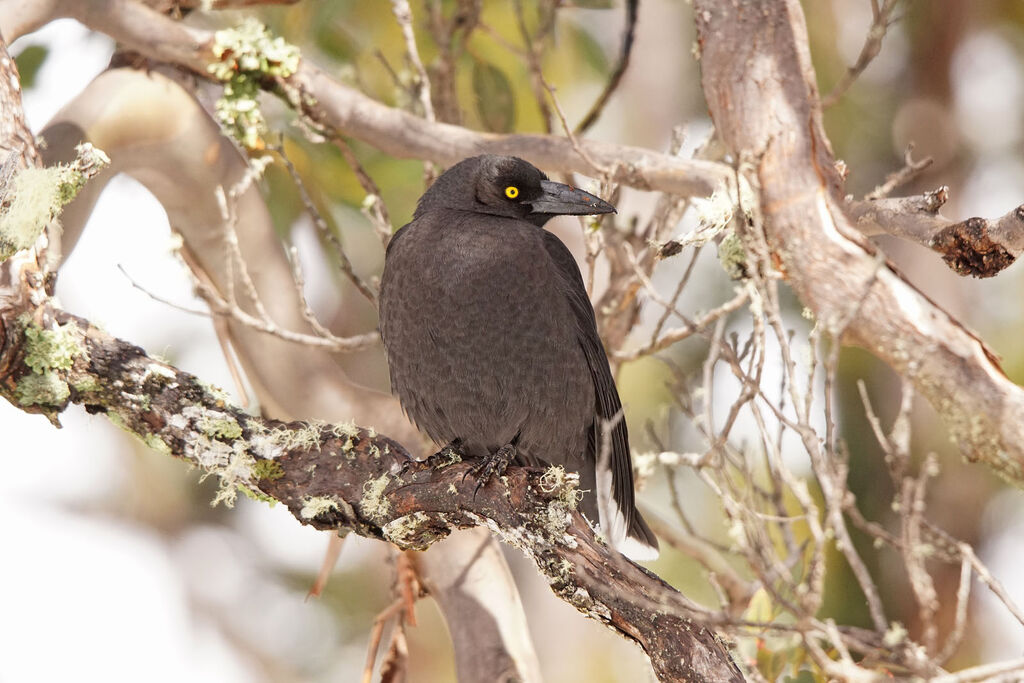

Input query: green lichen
[238,485,276,505]
[144,433,172,455]
[207,18,301,149]
[359,473,391,522]
[23,323,84,373]
[0,144,109,260]
[107,411,129,432]
[300,495,339,520]
[15,371,70,407]
[199,415,243,440]
[252,459,284,481]
[718,230,748,280]
[71,375,101,394]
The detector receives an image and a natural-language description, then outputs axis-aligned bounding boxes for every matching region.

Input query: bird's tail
[594,464,660,561]
[621,508,659,561]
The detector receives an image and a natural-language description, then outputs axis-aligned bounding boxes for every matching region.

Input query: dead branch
[849,190,1023,277]
[820,0,901,108]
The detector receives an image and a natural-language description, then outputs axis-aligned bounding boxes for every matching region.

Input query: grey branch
[0,0,731,197]
[850,189,1024,277]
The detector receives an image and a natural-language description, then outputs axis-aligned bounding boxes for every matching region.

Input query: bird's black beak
[529,180,616,217]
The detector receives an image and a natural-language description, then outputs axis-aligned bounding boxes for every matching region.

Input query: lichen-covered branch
[0,299,742,682]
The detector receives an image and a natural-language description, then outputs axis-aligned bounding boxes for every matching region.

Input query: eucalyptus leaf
[14,45,48,90]
[472,60,516,133]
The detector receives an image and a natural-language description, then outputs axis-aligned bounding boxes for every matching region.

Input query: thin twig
[821,0,901,108]
[390,0,436,122]
[272,142,380,300]
[866,144,934,200]
[575,0,639,134]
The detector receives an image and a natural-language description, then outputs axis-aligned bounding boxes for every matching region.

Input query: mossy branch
[0,298,741,683]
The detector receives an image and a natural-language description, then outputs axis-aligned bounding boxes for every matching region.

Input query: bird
[378,154,658,561]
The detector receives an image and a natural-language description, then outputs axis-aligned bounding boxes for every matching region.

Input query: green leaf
[571,0,615,8]
[472,60,516,133]
[14,45,48,89]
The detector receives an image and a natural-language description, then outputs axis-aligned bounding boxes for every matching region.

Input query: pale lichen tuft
[208,18,301,149]
[300,495,339,520]
[15,371,70,406]
[0,143,109,260]
[359,473,392,522]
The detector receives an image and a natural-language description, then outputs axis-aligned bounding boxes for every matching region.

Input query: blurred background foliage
[9,0,1024,681]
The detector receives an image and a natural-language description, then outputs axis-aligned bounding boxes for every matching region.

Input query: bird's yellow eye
[505,186,519,199]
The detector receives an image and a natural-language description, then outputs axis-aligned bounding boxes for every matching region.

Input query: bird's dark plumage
[378,155,658,560]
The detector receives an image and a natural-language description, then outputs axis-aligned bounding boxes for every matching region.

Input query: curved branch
[0,0,731,198]
[694,0,1024,483]
[0,299,743,683]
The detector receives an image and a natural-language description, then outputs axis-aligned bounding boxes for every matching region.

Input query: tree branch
[0,297,742,682]
[849,190,1023,277]
[694,0,1024,483]
[0,0,731,198]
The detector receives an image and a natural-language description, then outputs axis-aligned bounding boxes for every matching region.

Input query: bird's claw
[464,443,516,498]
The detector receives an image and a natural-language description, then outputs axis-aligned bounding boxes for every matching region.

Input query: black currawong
[378,155,658,560]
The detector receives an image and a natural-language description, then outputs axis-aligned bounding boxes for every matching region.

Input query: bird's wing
[540,230,635,528]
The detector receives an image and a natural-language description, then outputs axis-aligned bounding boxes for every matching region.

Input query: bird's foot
[464,443,516,497]
[400,439,464,475]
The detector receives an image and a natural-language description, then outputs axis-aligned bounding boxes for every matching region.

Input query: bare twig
[512,0,554,132]
[271,142,379,301]
[390,0,436,123]
[865,144,933,200]
[575,0,639,134]
[820,0,901,108]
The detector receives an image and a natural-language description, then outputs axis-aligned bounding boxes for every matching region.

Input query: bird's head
[415,155,616,227]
